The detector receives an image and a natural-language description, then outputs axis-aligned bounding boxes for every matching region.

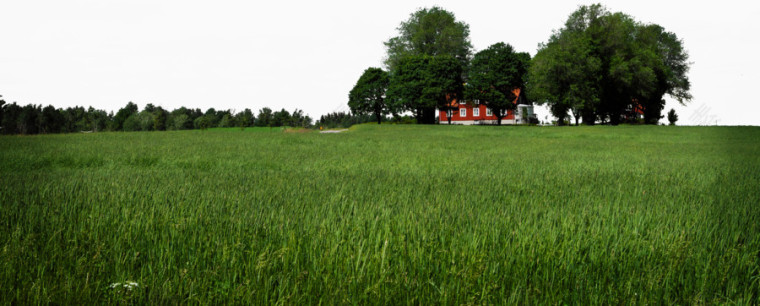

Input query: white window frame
[486,108,492,116]
[473,108,479,117]
[460,108,466,117]
[474,99,480,105]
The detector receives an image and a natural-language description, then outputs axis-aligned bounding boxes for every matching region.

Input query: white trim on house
[460,108,466,117]
[473,108,479,117]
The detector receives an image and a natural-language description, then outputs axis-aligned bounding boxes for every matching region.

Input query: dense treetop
[527,4,691,125]
[465,42,531,125]
[384,7,473,72]
[386,55,464,124]
[348,67,390,124]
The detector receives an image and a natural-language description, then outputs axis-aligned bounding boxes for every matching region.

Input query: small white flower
[109,281,139,291]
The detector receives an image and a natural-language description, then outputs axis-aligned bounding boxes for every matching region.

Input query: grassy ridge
[1,125,758,304]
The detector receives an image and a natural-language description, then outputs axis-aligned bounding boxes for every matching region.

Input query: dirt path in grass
[319,129,348,134]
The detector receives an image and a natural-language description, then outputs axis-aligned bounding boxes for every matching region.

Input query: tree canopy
[387,55,464,124]
[527,4,691,125]
[348,67,390,124]
[466,42,531,125]
[384,7,473,72]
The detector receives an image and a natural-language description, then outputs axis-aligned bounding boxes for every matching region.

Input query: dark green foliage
[113,102,138,131]
[668,108,678,125]
[466,42,531,125]
[235,108,255,128]
[0,96,4,128]
[62,106,91,132]
[384,6,473,72]
[172,114,191,130]
[193,115,213,130]
[348,67,390,124]
[272,109,290,127]
[315,111,376,128]
[528,4,691,125]
[0,96,300,134]
[169,107,194,130]
[122,113,141,131]
[288,109,312,127]
[387,55,464,124]
[255,107,273,127]
[88,107,111,132]
[133,109,157,132]
[203,108,220,127]
[18,104,41,134]
[1,102,22,134]
[382,7,470,124]
[218,114,234,128]
[153,107,168,131]
[39,105,64,133]
[143,103,156,113]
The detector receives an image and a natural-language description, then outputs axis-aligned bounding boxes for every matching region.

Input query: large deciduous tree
[466,42,531,125]
[387,55,463,124]
[529,28,602,126]
[348,67,389,124]
[528,4,691,125]
[384,7,473,73]
[634,24,692,124]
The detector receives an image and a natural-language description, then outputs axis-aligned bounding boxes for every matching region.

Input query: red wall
[440,104,514,122]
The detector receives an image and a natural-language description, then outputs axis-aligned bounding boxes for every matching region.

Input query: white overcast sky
[1,0,758,125]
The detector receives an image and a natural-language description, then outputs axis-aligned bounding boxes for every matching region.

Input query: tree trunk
[447,110,452,124]
[420,108,436,124]
[610,112,621,125]
[581,109,596,125]
[414,108,428,124]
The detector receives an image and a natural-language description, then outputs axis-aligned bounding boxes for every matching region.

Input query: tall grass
[1,125,758,304]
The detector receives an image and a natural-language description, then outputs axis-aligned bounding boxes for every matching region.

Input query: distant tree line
[348,4,691,126]
[0,96,312,135]
[314,112,379,129]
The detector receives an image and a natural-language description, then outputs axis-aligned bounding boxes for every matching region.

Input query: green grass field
[1,125,758,304]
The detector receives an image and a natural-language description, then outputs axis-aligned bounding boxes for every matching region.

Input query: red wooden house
[439,88,534,125]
